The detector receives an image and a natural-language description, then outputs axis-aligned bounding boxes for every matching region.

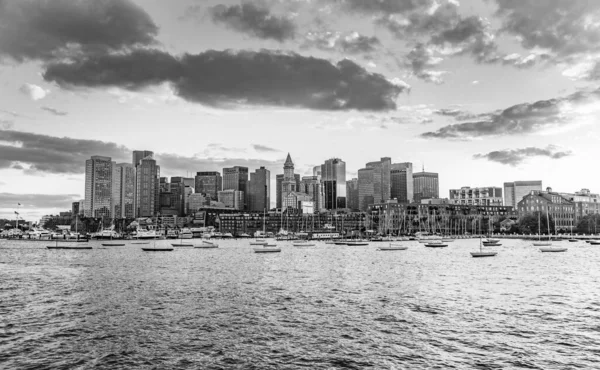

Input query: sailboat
[195,240,219,248]
[378,242,408,251]
[532,210,552,247]
[538,205,567,253]
[254,209,281,252]
[142,215,173,252]
[471,217,497,257]
[172,228,194,247]
[102,220,125,246]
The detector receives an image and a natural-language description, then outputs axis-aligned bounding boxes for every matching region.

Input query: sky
[1,0,600,221]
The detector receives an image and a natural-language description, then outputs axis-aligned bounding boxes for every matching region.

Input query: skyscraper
[132,150,153,167]
[320,158,346,209]
[346,178,359,211]
[248,167,270,212]
[413,170,439,202]
[84,156,113,218]
[391,162,413,203]
[276,174,284,209]
[223,166,248,209]
[357,168,375,211]
[281,153,297,205]
[357,157,391,210]
[170,177,187,216]
[195,172,222,200]
[112,163,135,218]
[504,181,542,208]
[135,156,160,217]
[299,176,323,212]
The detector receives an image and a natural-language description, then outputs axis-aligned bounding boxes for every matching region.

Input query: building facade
[299,176,323,212]
[112,163,135,218]
[135,156,160,217]
[223,166,248,209]
[517,188,575,230]
[283,192,312,212]
[195,172,222,200]
[390,162,413,203]
[84,156,113,218]
[320,158,346,209]
[218,189,244,210]
[280,154,298,211]
[248,167,270,212]
[449,186,503,206]
[558,188,600,223]
[504,180,542,208]
[357,167,375,211]
[413,171,439,202]
[346,178,359,211]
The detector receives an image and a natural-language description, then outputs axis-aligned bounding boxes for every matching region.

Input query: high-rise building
[132,150,153,167]
[218,189,244,210]
[276,174,284,209]
[281,154,297,209]
[357,157,391,210]
[195,172,222,200]
[346,178,359,211]
[357,168,375,211]
[504,180,542,208]
[413,170,439,202]
[112,163,135,218]
[313,165,322,177]
[84,155,113,218]
[390,162,413,203]
[449,186,503,206]
[559,188,600,224]
[71,202,80,216]
[299,176,323,212]
[135,156,160,217]
[223,166,248,209]
[188,193,207,214]
[320,158,346,209]
[248,167,270,212]
[283,192,312,211]
[170,177,187,216]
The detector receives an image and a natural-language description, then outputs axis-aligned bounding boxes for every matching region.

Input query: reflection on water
[1,239,599,369]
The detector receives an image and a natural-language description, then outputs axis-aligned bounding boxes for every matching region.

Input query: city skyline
[2,0,600,221]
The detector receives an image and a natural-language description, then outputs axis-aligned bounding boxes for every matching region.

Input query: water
[1,239,599,369]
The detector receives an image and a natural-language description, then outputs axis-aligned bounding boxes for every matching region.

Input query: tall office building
[391,162,413,203]
[504,180,542,208]
[276,174,284,209]
[84,156,113,218]
[218,189,244,210]
[195,172,222,200]
[133,150,153,167]
[357,168,375,211]
[112,163,135,218]
[223,166,248,209]
[281,154,297,207]
[170,177,187,216]
[346,178,359,211]
[357,157,391,210]
[313,165,322,177]
[320,158,346,209]
[449,186,503,206]
[248,167,270,212]
[299,176,323,212]
[413,170,439,202]
[135,156,160,217]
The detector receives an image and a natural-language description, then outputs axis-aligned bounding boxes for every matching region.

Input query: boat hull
[379,246,408,251]
[533,242,553,247]
[254,248,281,253]
[142,248,173,252]
[540,247,568,253]
[101,243,125,246]
[47,245,93,250]
[470,252,497,257]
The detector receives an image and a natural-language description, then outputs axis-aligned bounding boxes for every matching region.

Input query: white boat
[134,228,160,239]
[179,228,193,239]
[346,240,369,246]
[292,241,315,247]
[536,205,567,253]
[142,218,173,251]
[378,243,408,251]
[540,246,568,252]
[254,242,281,253]
[195,240,218,248]
[47,237,92,250]
[221,232,233,238]
[250,239,268,246]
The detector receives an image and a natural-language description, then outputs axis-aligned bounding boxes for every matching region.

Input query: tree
[518,212,555,235]
[576,214,600,234]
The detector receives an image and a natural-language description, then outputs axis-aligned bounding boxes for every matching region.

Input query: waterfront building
[112,163,135,218]
[390,162,413,203]
[188,193,208,214]
[223,166,248,210]
[218,189,244,210]
[283,192,312,212]
[559,188,600,223]
[413,170,439,202]
[320,158,346,209]
[135,156,160,217]
[84,155,113,218]
[357,157,391,211]
[195,172,222,200]
[248,167,271,212]
[449,186,503,206]
[504,180,542,208]
[517,187,575,231]
[346,178,359,211]
[299,176,323,212]
[421,198,450,205]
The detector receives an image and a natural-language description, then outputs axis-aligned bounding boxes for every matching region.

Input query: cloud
[0,193,81,210]
[473,145,573,166]
[41,107,68,116]
[424,89,600,139]
[43,49,407,111]
[404,44,447,84]
[0,0,158,62]
[209,3,296,42]
[19,83,50,100]
[334,0,434,15]
[0,119,14,130]
[0,129,130,174]
[253,144,281,153]
[302,30,381,54]
[433,108,493,121]
[155,153,282,178]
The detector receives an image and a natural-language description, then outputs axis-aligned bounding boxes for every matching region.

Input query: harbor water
[1,238,599,369]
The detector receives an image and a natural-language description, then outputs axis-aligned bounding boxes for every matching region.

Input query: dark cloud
[41,107,68,116]
[336,0,434,15]
[433,108,494,121]
[495,0,600,57]
[0,129,130,174]
[422,89,600,139]
[474,146,573,166]
[253,144,280,153]
[404,44,447,84]
[376,2,460,38]
[0,0,158,62]
[302,31,380,55]
[44,49,406,111]
[0,119,13,129]
[209,3,296,42]
[430,15,498,63]
[0,193,81,210]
